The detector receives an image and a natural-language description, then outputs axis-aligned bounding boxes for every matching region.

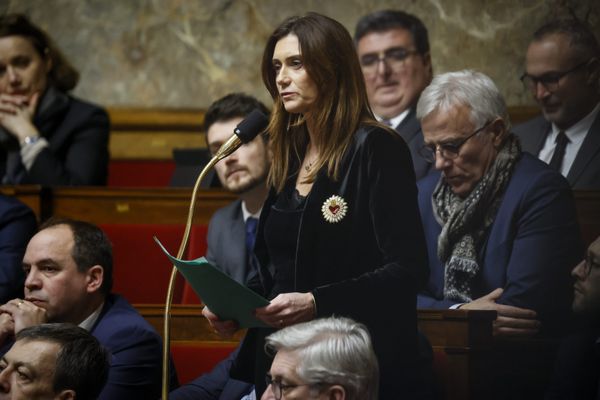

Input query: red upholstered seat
[100,224,185,304]
[171,341,237,384]
[108,160,176,187]
[180,225,209,304]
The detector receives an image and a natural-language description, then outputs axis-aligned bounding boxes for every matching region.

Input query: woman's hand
[202,306,239,338]
[255,292,316,329]
[0,92,40,142]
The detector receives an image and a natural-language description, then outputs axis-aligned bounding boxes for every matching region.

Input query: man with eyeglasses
[514,18,600,189]
[261,317,378,400]
[416,70,583,340]
[547,236,600,399]
[354,10,433,180]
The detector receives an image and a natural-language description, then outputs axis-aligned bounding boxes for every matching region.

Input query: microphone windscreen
[234,109,269,143]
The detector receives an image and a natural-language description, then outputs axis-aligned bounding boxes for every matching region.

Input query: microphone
[160,107,269,399]
[212,109,269,161]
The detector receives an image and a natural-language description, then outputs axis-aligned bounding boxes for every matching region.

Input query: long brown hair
[261,12,377,192]
[0,14,80,92]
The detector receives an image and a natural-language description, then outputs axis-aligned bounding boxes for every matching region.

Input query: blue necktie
[245,217,272,295]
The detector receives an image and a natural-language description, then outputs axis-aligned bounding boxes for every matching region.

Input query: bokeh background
[2,0,599,108]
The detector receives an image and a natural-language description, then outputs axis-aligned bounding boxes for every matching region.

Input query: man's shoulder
[210,199,243,225]
[513,115,547,137]
[92,294,160,345]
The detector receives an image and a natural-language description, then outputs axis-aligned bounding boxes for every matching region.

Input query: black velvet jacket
[232,125,429,398]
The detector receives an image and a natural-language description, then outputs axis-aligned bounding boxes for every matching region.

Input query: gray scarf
[433,133,521,302]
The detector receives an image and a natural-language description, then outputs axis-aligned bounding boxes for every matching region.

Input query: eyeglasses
[359,47,419,75]
[582,255,600,276]
[418,120,493,163]
[265,373,313,400]
[520,58,592,94]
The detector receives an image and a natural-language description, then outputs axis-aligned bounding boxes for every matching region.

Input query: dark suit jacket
[0,195,36,304]
[394,108,432,180]
[514,113,600,189]
[417,153,583,335]
[169,200,253,399]
[233,125,429,399]
[546,322,600,400]
[206,199,251,285]
[0,89,109,185]
[92,294,178,399]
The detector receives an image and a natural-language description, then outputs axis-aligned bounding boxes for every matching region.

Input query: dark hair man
[515,18,600,189]
[0,323,109,400]
[0,218,176,399]
[170,93,271,400]
[355,9,433,179]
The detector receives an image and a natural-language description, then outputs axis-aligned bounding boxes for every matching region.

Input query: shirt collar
[375,108,410,128]
[78,302,104,331]
[241,201,261,223]
[551,102,600,144]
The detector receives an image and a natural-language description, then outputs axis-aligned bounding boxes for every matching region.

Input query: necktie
[245,217,272,296]
[548,131,569,172]
[381,118,393,127]
[245,217,258,253]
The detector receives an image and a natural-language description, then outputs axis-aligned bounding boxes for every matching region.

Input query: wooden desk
[49,187,235,225]
[574,190,600,246]
[0,185,44,220]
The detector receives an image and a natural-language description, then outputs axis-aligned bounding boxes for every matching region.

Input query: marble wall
[2,0,599,108]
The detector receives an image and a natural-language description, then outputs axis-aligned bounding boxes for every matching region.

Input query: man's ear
[586,58,600,85]
[85,265,104,294]
[56,389,75,400]
[324,385,346,400]
[490,118,508,148]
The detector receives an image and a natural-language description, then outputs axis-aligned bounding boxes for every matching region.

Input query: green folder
[154,236,269,328]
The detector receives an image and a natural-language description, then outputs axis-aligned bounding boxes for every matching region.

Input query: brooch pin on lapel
[321,195,348,223]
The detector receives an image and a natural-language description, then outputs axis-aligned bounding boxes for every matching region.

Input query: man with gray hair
[261,317,378,400]
[415,70,582,338]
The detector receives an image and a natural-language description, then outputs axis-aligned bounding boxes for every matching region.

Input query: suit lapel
[530,117,551,154]
[225,202,248,284]
[395,108,420,144]
[567,112,600,186]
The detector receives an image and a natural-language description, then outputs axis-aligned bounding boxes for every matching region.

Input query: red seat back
[100,224,185,303]
[180,225,209,304]
[171,341,237,384]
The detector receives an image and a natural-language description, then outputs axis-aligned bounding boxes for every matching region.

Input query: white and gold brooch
[321,195,348,223]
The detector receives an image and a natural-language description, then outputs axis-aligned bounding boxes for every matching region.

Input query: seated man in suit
[416,70,583,338]
[547,236,600,399]
[0,323,109,399]
[169,93,271,400]
[261,317,379,400]
[354,9,433,179]
[0,217,176,399]
[514,18,600,188]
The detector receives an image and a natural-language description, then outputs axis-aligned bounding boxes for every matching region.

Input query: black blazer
[514,113,600,189]
[394,107,432,180]
[0,89,109,185]
[233,125,429,399]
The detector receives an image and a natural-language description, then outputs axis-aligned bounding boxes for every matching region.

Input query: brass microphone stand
[161,134,244,400]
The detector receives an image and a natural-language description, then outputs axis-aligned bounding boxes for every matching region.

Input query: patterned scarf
[433,133,521,302]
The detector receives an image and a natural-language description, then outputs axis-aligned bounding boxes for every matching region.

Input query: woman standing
[205,12,429,399]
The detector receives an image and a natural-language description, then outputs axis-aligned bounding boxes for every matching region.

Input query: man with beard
[515,19,600,189]
[169,93,271,400]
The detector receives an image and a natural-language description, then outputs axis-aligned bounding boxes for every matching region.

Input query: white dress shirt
[538,102,600,178]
